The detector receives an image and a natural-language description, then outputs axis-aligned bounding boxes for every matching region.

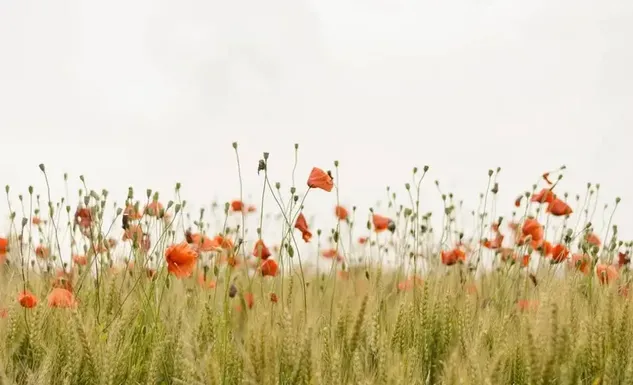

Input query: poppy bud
[387,220,396,233]
[229,284,238,298]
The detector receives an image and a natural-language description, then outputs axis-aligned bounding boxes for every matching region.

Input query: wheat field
[1,148,631,385]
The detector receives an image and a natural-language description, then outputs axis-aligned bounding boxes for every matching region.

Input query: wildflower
[18,291,38,308]
[165,242,198,278]
[569,253,591,275]
[358,236,368,245]
[531,188,556,204]
[335,205,349,221]
[213,235,234,251]
[372,214,395,233]
[229,284,238,298]
[260,259,278,277]
[144,201,163,217]
[270,293,278,303]
[550,244,570,263]
[397,276,424,291]
[230,200,244,212]
[244,292,254,309]
[294,213,312,242]
[124,204,143,219]
[441,248,466,266]
[307,167,333,192]
[47,288,77,308]
[72,255,88,266]
[35,245,50,259]
[618,252,630,268]
[0,237,8,263]
[122,225,143,243]
[520,218,544,243]
[517,299,539,312]
[596,263,619,285]
[584,232,601,248]
[187,231,218,252]
[547,198,573,216]
[74,207,92,228]
[322,248,343,262]
[253,239,272,260]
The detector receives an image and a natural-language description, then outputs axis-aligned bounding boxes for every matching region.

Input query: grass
[0,145,631,385]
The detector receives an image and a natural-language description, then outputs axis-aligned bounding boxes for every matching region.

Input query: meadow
[0,145,631,385]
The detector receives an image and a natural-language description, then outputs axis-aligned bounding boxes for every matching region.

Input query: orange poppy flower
[47,288,77,308]
[531,188,556,204]
[517,299,539,312]
[464,283,478,295]
[521,218,544,243]
[0,308,7,318]
[550,244,569,263]
[74,207,92,228]
[294,213,312,242]
[372,214,395,233]
[213,235,234,251]
[123,225,143,242]
[35,245,50,259]
[358,236,368,245]
[546,198,572,216]
[498,248,515,262]
[307,167,333,192]
[72,255,88,266]
[596,263,619,285]
[32,216,43,226]
[18,291,38,308]
[397,276,424,291]
[145,201,163,217]
[486,235,504,249]
[584,232,601,248]
[230,200,244,212]
[52,273,74,292]
[253,239,272,260]
[0,237,8,263]
[533,240,553,257]
[164,242,198,278]
[335,205,349,221]
[260,259,278,277]
[569,253,591,275]
[618,252,630,268]
[124,204,143,220]
[270,292,278,303]
[244,292,254,309]
[188,232,219,252]
[321,248,343,262]
[441,248,466,266]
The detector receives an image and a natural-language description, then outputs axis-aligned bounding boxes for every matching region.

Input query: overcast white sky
[1,0,632,251]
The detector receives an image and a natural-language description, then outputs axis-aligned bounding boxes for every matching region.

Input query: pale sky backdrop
[1,0,632,264]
